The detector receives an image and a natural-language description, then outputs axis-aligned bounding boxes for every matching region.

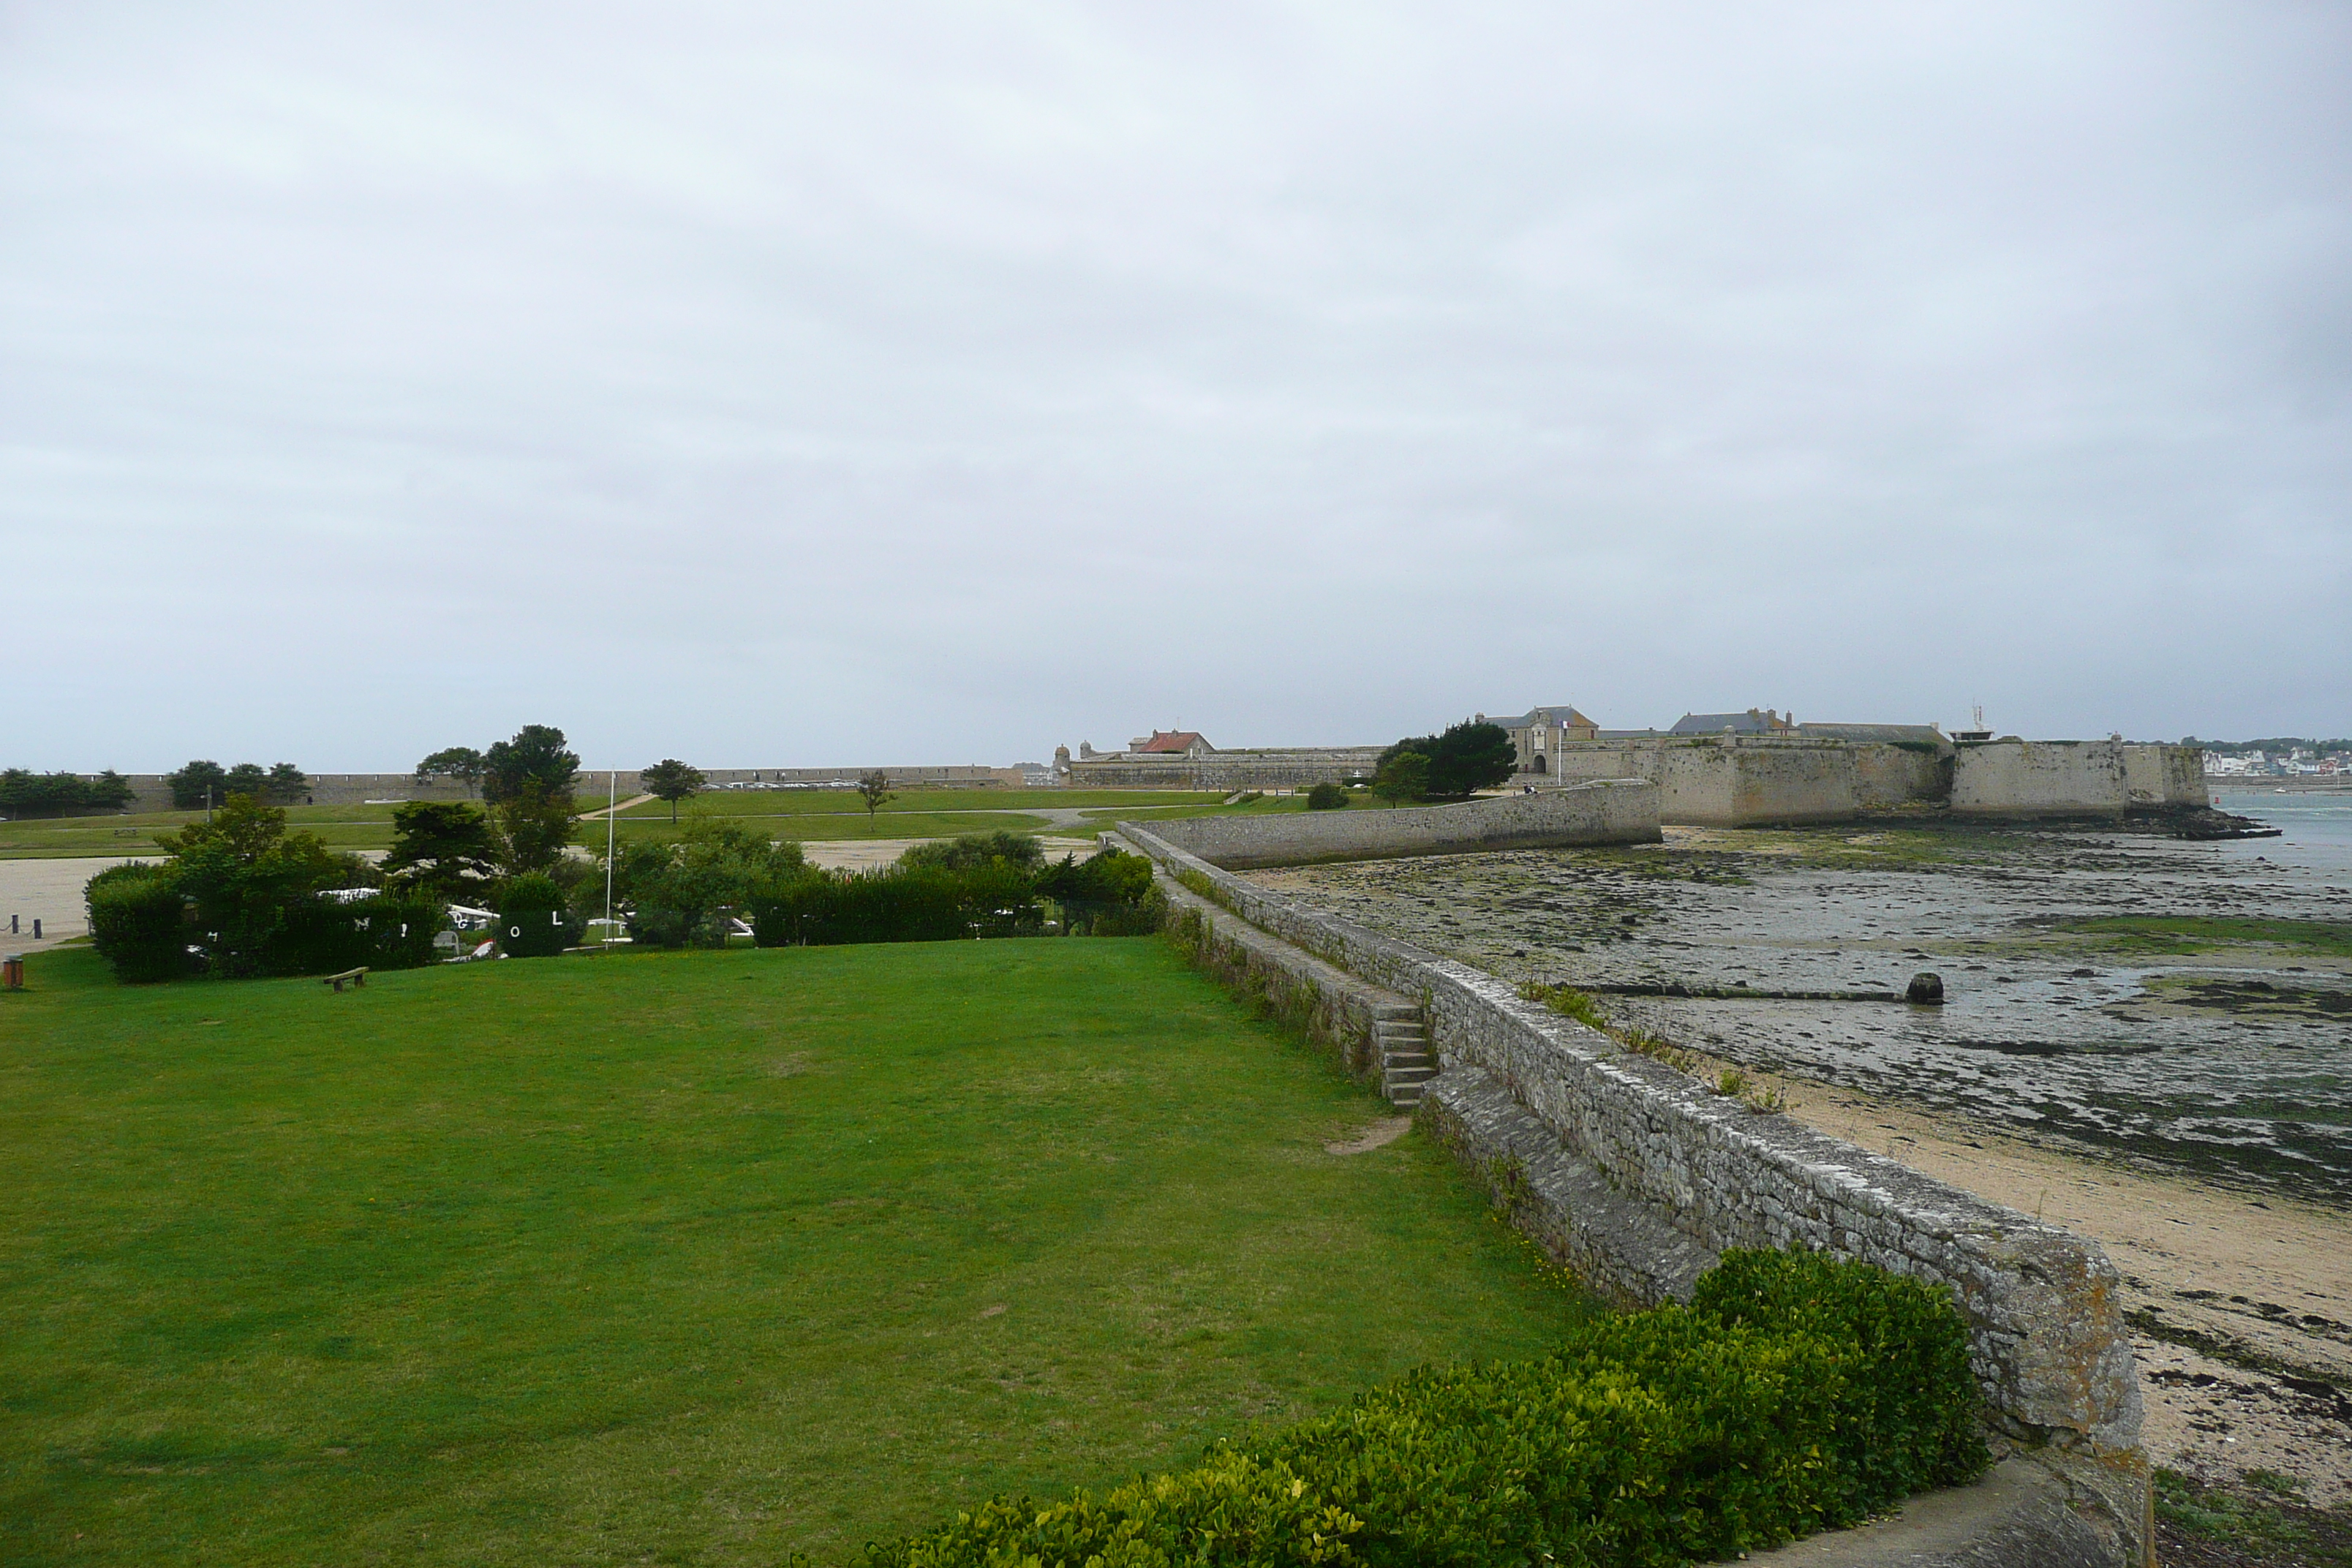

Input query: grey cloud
[3,1,2346,768]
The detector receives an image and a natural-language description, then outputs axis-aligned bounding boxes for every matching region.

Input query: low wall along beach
[1143,780,1661,868]
[1118,820,2154,1566]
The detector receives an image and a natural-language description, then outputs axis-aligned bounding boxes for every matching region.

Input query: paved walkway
[0,856,151,951]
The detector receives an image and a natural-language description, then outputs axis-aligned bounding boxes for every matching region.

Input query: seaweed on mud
[2049,916,2352,957]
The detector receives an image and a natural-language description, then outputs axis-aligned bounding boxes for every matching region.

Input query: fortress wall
[93,774,481,810]
[1945,742,2205,818]
[1545,739,1877,825]
[1068,750,1383,791]
[1120,822,2147,1489]
[1545,737,2195,824]
[2122,745,2209,809]
[1953,742,2125,816]
[1136,780,1660,868]
[1659,741,1858,824]
[1850,743,1952,809]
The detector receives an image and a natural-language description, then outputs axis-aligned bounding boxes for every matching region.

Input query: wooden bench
[322,967,369,992]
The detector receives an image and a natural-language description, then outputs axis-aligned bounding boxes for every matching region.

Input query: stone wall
[1136,780,1660,868]
[1951,742,2208,818]
[1121,820,2149,1561]
[1538,734,2196,826]
[1068,747,1384,791]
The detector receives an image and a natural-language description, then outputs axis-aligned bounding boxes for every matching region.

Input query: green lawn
[600,810,1064,846]
[0,791,1281,859]
[0,804,409,860]
[619,789,1226,819]
[0,940,1587,1567]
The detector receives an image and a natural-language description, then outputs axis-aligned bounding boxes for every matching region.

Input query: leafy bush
[900,831,1045,873]
[497,872,581,957]
[83,798,437,981]
[753,863,1042,947]
[611,822,807,948]
[1305,782,1349,811]
[268,892,445,975]
[752,844,1165,948]
[1689,1248,1986,1507]
[861,1248,1986,1568]
[1037,847,1164,935]
[85,864,190,983]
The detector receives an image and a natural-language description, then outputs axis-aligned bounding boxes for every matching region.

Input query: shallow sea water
[1250,798,2352,1204]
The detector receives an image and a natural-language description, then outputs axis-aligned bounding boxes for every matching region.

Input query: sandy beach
[1765,1071,2352,1507]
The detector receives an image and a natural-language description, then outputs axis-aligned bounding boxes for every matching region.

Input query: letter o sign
[509,925,521,938]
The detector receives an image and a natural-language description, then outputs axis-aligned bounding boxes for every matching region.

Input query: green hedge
[497,872,582,958]
[752,864,1044,947]
[265,892,446,976]
[851,1250,1986,1568]
[85,864,444,983]
[86,864,191,983]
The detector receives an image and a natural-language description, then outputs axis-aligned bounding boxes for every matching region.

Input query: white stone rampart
[1120,822,2144,1471]
[1066,747,1384,791]
[1539,735,2201,826]
[1140,780,1660,868]
[1951,742,2208,818]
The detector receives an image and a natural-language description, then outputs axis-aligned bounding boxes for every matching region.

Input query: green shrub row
[87,861,443,981]
[851,1249,1986,1568]
[752,863,1050,946]
[739,842,1165,949]
[86,864,193,982]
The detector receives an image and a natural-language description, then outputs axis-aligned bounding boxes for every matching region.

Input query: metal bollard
[7,914,15,934]
[30,919,39,939]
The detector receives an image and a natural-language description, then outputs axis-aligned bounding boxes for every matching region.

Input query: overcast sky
[4,3,2347,770]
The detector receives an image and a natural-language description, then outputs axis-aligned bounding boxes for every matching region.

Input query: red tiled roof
[1135,731,1207,753]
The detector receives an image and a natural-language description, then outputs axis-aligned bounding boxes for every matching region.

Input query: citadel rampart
[1539,735,2203,826]
[1120,821,2153,1564]
[1066,747,1382,791]
[1144,780,1659,867]
[69,765,1019,813]
[1952,740,2207,818]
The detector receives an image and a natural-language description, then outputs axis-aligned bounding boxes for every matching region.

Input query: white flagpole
[603,769,617,945]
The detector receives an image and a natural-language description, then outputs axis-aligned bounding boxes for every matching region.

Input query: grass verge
[0,939,1587,1566]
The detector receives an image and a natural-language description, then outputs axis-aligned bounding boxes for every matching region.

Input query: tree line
[0,769,135,818]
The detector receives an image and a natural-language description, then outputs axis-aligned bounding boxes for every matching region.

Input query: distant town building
[1795,723,1950,747]
[1130,730,1213,757]
[1669,709,1797,736]
[1060,730,1380,790]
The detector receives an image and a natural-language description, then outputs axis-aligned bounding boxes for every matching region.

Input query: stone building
[1474,705,1600,776]
[1060,731,1382,790]
[1668,708,1797,736]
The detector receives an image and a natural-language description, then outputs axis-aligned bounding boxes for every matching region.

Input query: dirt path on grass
[1756,1071,2352,1507]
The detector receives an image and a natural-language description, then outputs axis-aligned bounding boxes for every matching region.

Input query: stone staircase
[1373,1004,1437,1107]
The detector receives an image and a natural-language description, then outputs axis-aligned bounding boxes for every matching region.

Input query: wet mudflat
[1249,798,2352,1523]
[1246,805,2352,1205]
